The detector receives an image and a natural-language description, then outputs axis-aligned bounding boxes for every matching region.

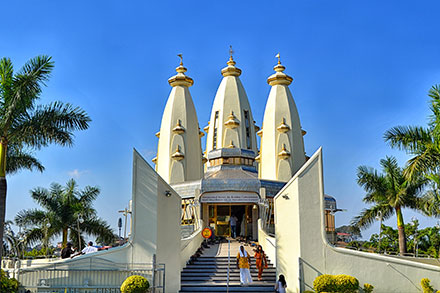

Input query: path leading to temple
[179,240,276,292]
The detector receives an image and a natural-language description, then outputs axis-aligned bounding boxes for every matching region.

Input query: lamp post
[44,221,51,258]
[77,213,84,251]
[118,207,131,240]
[411,216,418,257]
[436,221,440,258]
[375,211,383,253]
[118,218,123,240]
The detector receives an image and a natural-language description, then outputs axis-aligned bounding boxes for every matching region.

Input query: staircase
[180,253,276,292]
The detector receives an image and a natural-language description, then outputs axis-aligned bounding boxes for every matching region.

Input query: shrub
[421,278,434,293]
[1,270,19,293]
[121,275,150,293]
[364,283,374,293]
[313,274,359,293]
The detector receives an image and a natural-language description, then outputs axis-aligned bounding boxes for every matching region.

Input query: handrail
[227,239,230,293]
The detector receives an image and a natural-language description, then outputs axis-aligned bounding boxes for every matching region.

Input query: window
[244,110,251,149]
[213,111,219,149]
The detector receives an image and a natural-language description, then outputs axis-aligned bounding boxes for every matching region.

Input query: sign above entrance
[200,192,260,203]
[202,227,212,239]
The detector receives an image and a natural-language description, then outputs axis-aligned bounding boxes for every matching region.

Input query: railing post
[227,239,230,293]
[152,254,156,293]
[162,263,166,293]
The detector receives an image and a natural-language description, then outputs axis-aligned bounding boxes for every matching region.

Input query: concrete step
[180,269,276,277]
[180,284,275,292]
[180,249,276,293]
[181,268,276,273]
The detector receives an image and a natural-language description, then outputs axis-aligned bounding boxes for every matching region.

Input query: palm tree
[0,56,91,261]
[351,156,427,255]
[15,179,114,251]
[384,85,440,179]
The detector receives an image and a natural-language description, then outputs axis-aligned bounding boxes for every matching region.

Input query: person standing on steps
[230,215,238,238]
[254,245,267,281]
[275,274,287,293]
[236,245,253,286]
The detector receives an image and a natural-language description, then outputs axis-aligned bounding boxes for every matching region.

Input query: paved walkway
[202,239,256,257]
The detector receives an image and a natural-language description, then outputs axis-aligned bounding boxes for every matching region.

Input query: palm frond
[351,205,394,230]
[404,147,440,179]
[15,209,46,227]
[357,165,387,197]
[6,145,44,174]
[80,217,114,244]
[30,187,59,212]
[79,186,100,205]
[3,56,54,130]
[23,228,45,246]
[384,125,432,153]
[10,101,91,148]
[429,85,440,130]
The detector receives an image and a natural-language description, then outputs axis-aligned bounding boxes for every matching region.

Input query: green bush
[1,269,19,293]
[121,275,150,293]
[24,247,54,258]
[421,278,434,293]
[364,283,374,293]
[313,274,359,293]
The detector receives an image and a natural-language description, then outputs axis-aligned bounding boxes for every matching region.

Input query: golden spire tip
[275,53,281,64]
[177,53,183,66]
[229,45,234,61]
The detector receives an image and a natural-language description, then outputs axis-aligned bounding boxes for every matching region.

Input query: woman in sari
[254,245,268,281]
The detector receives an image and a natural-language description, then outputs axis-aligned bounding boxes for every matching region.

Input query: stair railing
[227,239,230,293]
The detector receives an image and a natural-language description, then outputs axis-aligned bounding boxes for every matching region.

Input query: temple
[6,54,437,293]
[154,53,337,241]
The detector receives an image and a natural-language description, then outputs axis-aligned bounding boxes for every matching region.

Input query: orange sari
[254,251,267,280]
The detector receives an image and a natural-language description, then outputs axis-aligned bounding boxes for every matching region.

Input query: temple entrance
[208,204,255,238]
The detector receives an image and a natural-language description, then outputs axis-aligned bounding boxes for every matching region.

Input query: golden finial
[177,54,183,66]
[222,45,241,77]
[267,52,292,86]
[275,53,281,64]
[168,53,193,87]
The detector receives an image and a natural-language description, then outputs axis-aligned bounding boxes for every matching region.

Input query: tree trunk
[0,177,6,263]
[396,206,407,255]
[0,139,7,263]
[62,227,68,248]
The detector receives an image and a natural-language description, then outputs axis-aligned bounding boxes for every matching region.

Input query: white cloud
[68,169,89,179]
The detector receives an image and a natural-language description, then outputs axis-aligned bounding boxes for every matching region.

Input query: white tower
[259,55,306,181]
[205,54,258,157]
[154,56,203,184]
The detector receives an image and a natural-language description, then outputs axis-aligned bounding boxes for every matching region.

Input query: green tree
[0,56,90,261]
[352,156,427,254]
[15,179,114,250]
[384,85,440,179]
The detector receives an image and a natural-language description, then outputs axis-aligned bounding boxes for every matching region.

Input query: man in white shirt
[82,241,98,254]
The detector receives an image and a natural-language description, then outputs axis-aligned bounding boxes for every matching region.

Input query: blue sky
[2,0,440,241]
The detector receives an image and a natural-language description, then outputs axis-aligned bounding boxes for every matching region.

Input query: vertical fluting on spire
[155,55,203,184]
[259,54,306,181]
[205,52,258,158]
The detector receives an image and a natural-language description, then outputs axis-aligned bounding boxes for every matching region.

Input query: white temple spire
[259,55,306,181]
[205,52,257,157]
[155,55,203,184]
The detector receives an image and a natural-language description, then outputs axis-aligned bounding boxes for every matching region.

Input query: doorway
[208,204,253,237]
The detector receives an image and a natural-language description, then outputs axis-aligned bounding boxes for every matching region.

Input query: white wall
[180,220,204,270]
[7,150,183,293]
[257,219,276,266]
[275,148,440,293]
